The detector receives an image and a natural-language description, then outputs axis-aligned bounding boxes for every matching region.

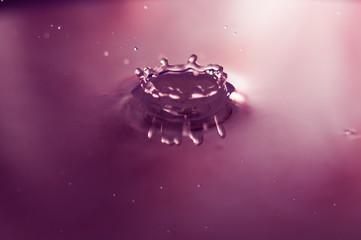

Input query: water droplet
[188,54,197,63]
[104,51,109,57]
[133,46,138,51]
[57,26,62,30]
[160,58,169,66]
[343,128,357,136]
[50,24,54,28]
[224,25,228,30]
[233,32,237,36]
[68,182,72,186]
[112,193,116,197]
[204,225,209,229]
[240,48,244,52]
[131,199,135,203]
[124,59,130,65]
[197,184,201,188]
[160,186,164,190]
[144,5,148,10]
[166,229,171,233]
[333,203,337,207]
[43,32,50,39]
[292,197,296,201]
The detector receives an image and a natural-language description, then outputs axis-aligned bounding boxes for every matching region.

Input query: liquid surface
[1,1,361,240]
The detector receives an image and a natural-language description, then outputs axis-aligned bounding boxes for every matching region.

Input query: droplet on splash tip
[188,54,197,63]
[160,58,169,66]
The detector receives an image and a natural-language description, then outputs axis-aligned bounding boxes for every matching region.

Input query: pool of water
[1,0,361,239]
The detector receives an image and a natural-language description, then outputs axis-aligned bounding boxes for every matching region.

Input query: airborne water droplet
[343,128,360,139]
[343,128,357,136]
[133,46,138,51]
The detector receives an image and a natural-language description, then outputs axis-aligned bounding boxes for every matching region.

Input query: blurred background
[1,0,361,239]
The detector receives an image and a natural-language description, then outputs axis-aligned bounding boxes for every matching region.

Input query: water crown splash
[132,54,244,146]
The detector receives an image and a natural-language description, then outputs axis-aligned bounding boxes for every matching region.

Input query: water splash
[132,54,247,146]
